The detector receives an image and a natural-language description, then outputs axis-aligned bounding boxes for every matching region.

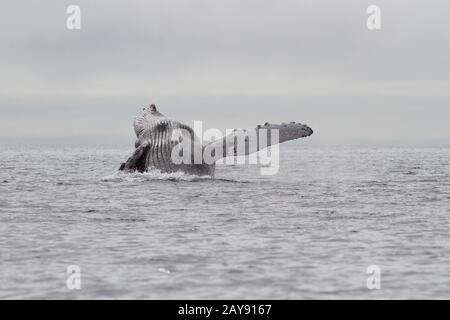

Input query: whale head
[141,104,164,117]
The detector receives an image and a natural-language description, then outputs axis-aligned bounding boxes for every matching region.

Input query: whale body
[119,104,313,176]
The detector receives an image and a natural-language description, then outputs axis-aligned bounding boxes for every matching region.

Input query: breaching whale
[119,104,313,176]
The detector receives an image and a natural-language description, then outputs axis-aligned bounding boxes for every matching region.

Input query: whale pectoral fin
[119,142,150,172]
[205,122,313,161]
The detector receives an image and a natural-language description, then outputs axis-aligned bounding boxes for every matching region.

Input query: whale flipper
[205,122,313,160]
[120,142,150,172]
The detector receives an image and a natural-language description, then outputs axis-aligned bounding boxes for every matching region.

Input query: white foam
[101,169,212,182]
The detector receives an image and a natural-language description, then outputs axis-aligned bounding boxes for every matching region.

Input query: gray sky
[1,0,449,145]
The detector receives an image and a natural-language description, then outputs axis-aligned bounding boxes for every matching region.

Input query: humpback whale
[119,104,313,176]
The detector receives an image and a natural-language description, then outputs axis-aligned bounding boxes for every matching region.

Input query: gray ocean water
[0,144,449,299]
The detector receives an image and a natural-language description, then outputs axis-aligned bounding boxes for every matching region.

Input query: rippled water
[0,144,449,299]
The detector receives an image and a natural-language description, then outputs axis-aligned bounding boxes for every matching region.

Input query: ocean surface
[0,144,449,299]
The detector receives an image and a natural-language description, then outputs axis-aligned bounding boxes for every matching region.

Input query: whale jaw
[119,143,216,177]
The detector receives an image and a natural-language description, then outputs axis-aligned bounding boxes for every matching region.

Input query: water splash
[101,169,213,182]
[101,169,249,183]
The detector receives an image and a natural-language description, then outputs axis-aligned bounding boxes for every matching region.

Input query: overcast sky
[1,0,449,145]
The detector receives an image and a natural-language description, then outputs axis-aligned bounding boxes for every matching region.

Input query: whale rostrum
[119,104,313,176]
